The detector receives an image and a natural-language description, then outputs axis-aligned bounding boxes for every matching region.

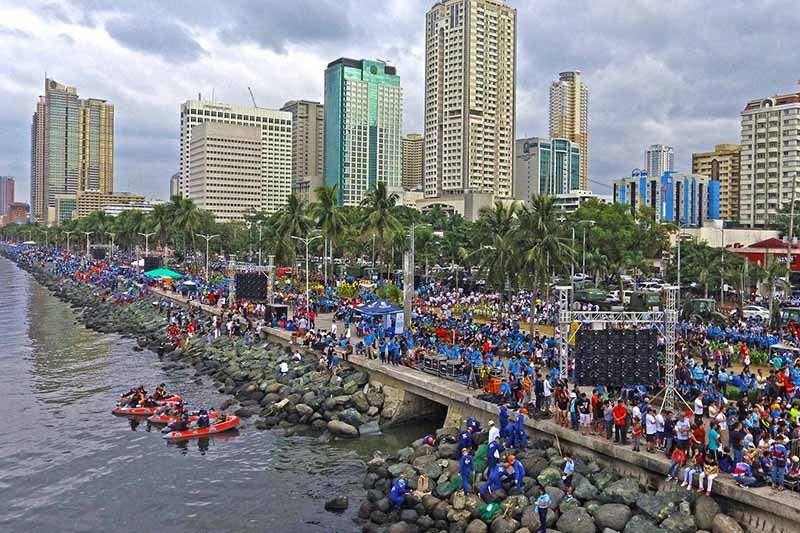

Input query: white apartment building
[549,71,589,190]
[645,144,674,180]
[188,123,263,222]
[179,100,292,213]
[423,0,516,199]
[739,88,800,227]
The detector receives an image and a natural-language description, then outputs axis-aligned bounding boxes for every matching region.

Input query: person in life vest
[507,454,526,494]
[170,412,190,432]
[479,463,509,500]
[197,409,210,428]
[459,448,474,493]
[388,473,409,508]
[152,383,168,401]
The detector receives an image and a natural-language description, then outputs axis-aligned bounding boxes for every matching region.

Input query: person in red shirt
[690,423,706,455]
[612,399,628,445]
[666,446,686,480]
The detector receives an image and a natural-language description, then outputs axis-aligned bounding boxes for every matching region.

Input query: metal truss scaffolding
[555,285,683,411]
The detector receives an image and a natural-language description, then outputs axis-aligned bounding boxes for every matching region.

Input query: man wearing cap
[459,448,474,493]
[488,420,500,443]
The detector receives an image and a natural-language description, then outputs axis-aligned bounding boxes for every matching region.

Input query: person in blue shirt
[388,473,409,508]
[512,410,529,449]
[500,379,511,403]
[457,427,474,458]
[466,417,481,433]
[562,455,575,488]
[479,463,509,500]
[507,454,526,494]
[459,448,474,493]
[487,435,505,471]
[534,485,552,533]
[499,405,509,437]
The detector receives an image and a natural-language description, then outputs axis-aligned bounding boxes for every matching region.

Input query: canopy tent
[355,299,404,334]
[355,299,402,316]
[144,267,183,279]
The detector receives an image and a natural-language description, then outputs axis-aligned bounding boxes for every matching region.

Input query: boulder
[592,469,620,491]
[711,514,744,533]
[421,494,441,513]
[432,500,450,521]
[537,466,563,487]
[573,477,600,501]
[339,407,362,426]
[327,420,358,438]
[366,389,385,407]
[594,504,631,531]
[520,507,557,530]
[694,495,720,530]
[388,463,417,477]
[661,512,696,533]
[465,519,488,533]
[387,522,417,533]
[623,515,661,533]
[324,496,349,512]
[545,486,565,508]
[489,516,519,533]
[559,496,580,514]
[438,442,458,459]
[556,508,597,533]
[400,509,419,523]
[352,391,371,412]
[635,490,691,524]
[295,403,314,416]
[522,456,550,477]
[600,478,642,506]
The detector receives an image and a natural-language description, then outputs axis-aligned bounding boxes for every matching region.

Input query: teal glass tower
[324,58,403,206]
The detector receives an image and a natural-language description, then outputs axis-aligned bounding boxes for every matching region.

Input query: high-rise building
[614,170,720,227]
[169,172,180,198]
[188,123,263,222]
[179,99,292,213]
[549,71,589,190]
[424,0,517,200]
[281,100,324,200]
[739,87,800,227]
[645,144,674,182]
[692,144,742,223]
[402,134,424,190]
[0,176,14,215]
[324,58,403,206]
[514,137,581,205]
[30,78,114,224]
[79,98,114,193]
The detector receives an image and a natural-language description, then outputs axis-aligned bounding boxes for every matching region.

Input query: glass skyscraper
[324,58,403,206]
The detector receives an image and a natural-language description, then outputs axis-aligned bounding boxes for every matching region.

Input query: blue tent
[355,299,403,316]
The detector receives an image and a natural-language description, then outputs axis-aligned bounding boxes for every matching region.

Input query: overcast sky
[0,0,797,202]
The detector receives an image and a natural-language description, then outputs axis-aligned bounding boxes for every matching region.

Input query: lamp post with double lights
[291,233,322,317]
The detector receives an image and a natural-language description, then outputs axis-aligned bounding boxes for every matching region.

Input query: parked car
[734,304,770,322]
[639,281,663,293]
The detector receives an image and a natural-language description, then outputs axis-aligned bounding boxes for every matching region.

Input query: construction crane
[247,86,258,108]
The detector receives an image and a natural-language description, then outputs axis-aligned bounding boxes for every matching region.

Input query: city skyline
[0,0,797,202]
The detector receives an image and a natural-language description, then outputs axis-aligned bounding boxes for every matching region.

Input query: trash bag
[479,502,501,521]
[474,443,488,472]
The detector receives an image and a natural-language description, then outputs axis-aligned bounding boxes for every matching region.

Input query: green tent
[144,268,183,279]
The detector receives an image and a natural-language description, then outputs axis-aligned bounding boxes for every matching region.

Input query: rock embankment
[357,427,745,533]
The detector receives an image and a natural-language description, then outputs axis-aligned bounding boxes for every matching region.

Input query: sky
[0,0,798,203]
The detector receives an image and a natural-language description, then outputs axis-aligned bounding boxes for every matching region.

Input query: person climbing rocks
[456,426,474,458]
[459,448,474,493]
[487,434,505,472]
[562,455,574,488]
[507,454,526,494]
[479,463,508,500]
[388,473,409,508]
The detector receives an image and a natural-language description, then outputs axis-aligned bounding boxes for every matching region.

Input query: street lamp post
[64,230,74,253]
[83,231,92,257]
[292,233,322,317]
[195,233,219,278]
[138,232,155,256]
[105,232,115,258]
[257,222,263,267]
[581,220,596,275]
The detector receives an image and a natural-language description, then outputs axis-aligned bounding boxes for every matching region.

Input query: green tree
[313,185,346,284]
[360,182,402,269]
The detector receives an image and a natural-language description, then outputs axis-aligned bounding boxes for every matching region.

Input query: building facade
[739,88,800,227]
[423,0,516,200]
[187,123,263,222]
[281,100,324,200]
[169,172,180,198]
[0,176,14,215]
[692,143,741,223]
[3,202,29,225]
[79,98,114,193]
[179,99,292,213]
[402,134,424,190]
[645,144,674,182]
[549,71,589,190]
[613,170,720,227]
[513,137,580,204]
[552,190,612,214]
[30,79,114,224]
[324,58,403,206]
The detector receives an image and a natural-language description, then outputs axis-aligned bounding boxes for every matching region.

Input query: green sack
[473,443,488,473]
[479,502,501,521]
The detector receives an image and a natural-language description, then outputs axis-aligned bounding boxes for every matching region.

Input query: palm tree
[275,194,311,263]
[684,243,718,298]
[518,195,573,299]
[360,182,401,269]
[472,202,520,291]
[313,185,346,284]
[149,203,172,253]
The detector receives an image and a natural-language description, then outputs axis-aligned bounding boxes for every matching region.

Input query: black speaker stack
[235,273,268,301]
[575,328,659,387]
[143,256,162,272]
[91,247,107,260]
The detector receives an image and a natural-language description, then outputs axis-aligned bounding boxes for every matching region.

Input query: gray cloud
[4,0,800,202]
[105,16,207,63]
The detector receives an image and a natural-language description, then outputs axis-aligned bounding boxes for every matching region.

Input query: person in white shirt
[645,411,658,453]
[488,421,500,443]
[655,412,665,449]
[331,321,338,335]
[543,379,553,411]
[694,395,704,425]
[279,361,289,374]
